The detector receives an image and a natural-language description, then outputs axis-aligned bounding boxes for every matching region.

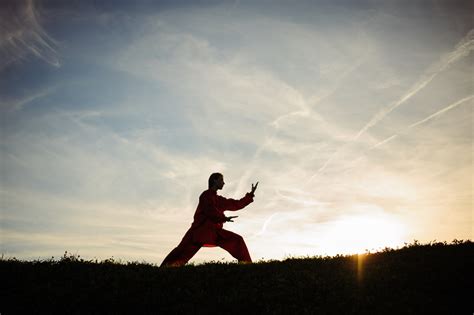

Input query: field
[1,240,472,314]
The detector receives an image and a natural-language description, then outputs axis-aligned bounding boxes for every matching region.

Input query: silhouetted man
[161,173,258,267]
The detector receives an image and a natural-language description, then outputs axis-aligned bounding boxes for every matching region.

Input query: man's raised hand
[226,216,238,222]
[251,182,259,195]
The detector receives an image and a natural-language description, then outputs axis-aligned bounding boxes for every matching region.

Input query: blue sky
[1,0,473,263]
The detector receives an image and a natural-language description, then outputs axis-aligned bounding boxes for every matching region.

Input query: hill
[1,241,472,314]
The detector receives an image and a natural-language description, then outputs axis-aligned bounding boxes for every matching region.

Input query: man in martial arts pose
[161,173,258,267]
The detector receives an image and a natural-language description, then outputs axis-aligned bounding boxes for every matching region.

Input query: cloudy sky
[1,0,472,264]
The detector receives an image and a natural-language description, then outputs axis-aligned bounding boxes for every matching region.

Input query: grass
[1,240,472,314]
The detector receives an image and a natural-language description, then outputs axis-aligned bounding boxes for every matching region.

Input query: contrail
[307,29,474,183]
[272,33,370,130]
[371,135,398,149]
[408,95,474,129]
[1,86,56,112]
[266,57,369,186]
[356,29,474,140]
[275,188,329,206]
[254,212,279,237]
[235,44,372,194]
[307,153,336,182]
[372,95,474,149]
[306,53,369,109]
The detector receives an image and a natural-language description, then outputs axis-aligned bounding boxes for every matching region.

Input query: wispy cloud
[356,29,474,140]
[0,86,56,112]
[0,0,60,69]
[408,95,474,128]
[306,29,474,182]
[372,95,474,148]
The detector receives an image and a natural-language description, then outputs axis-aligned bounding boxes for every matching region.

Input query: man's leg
[216,229,252,263]
[161,230,201,267]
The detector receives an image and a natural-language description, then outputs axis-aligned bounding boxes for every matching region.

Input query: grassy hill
[1,241,472,314]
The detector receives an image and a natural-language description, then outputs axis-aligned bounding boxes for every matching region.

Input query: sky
[1,0,473,264]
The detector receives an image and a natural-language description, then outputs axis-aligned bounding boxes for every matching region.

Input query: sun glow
[318,211,407,255]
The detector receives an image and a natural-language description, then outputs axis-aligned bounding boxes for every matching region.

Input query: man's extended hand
[226,216,238,222]
[251,182,259,195]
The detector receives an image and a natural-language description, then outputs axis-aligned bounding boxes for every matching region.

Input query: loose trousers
[161,228,251,267]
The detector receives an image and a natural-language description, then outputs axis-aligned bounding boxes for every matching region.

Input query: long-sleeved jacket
[189,189,254,245]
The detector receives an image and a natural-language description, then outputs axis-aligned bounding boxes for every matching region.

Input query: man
[161,173,258,267]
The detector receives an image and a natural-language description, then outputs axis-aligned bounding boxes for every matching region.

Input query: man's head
[208,172,225,190]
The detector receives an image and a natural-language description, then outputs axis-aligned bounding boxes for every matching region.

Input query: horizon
[1,0,473,264]
[2,239,471,264]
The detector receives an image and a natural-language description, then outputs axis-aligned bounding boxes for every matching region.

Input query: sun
[320,211,407,255]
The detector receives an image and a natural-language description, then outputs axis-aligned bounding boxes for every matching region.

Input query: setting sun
[318,211,407,255]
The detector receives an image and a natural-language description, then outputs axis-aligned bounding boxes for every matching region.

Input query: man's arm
[218,193,253,211]
[218,182,259,211]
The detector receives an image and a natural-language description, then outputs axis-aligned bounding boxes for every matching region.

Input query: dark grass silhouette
[1,240,472,314]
